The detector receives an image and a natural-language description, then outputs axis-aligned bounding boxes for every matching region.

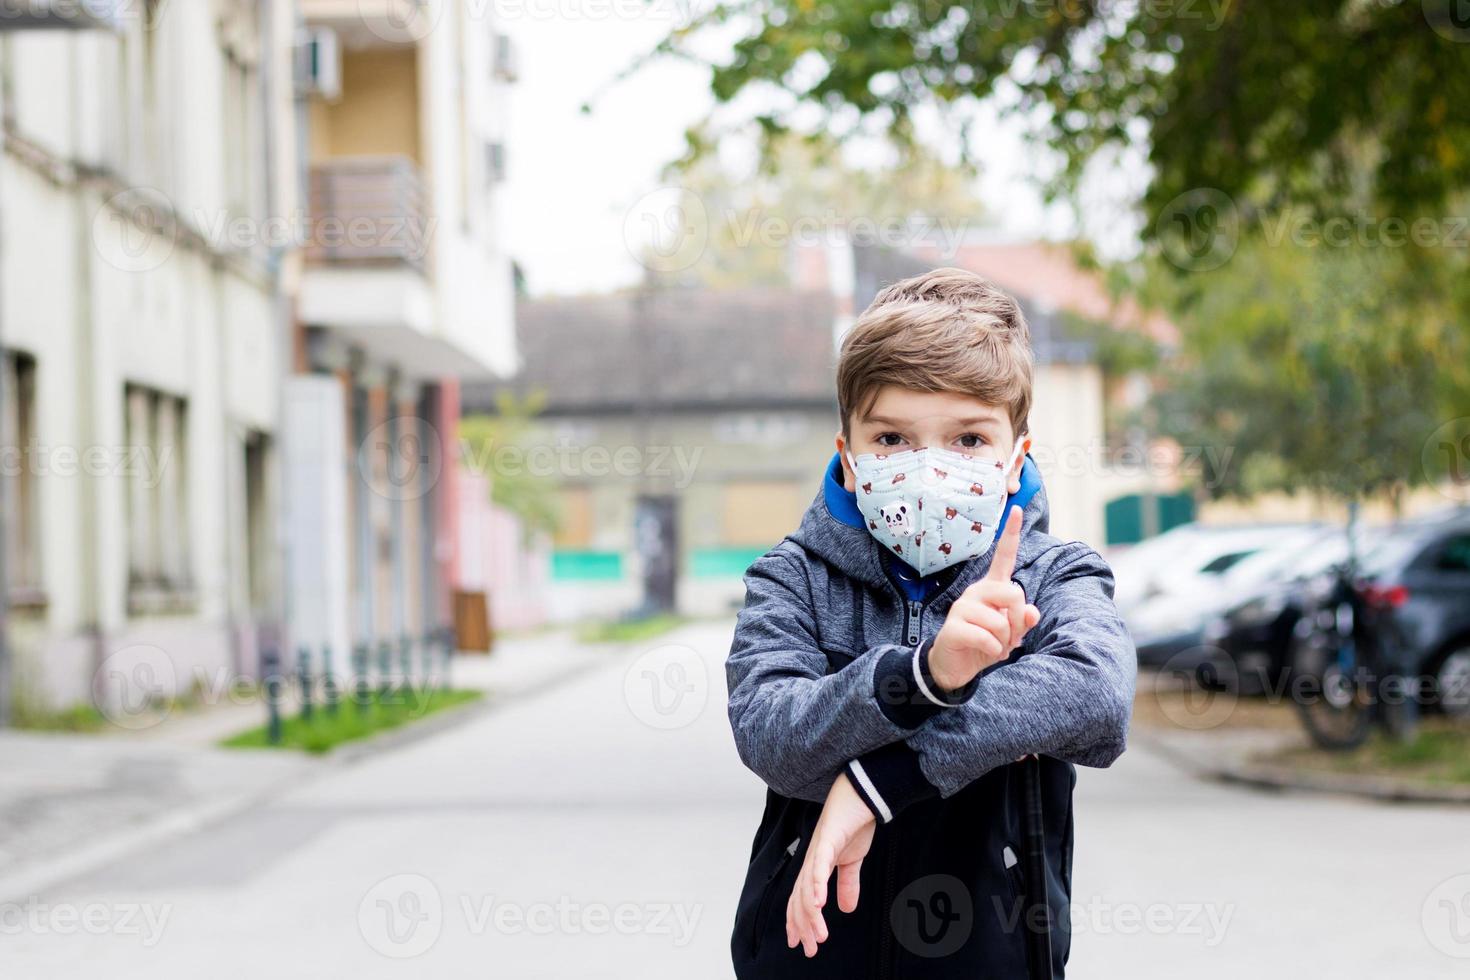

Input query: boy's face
[836,386,1028,494]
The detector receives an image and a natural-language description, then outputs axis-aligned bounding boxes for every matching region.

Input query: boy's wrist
[872,639,975,729]
[845,742,941,824]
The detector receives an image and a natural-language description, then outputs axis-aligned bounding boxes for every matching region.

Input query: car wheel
[1435,646,1470,720]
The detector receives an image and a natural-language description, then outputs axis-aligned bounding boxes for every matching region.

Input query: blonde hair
[837,267,1034,436]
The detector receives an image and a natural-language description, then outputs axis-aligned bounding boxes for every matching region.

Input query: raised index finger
[984,506,1022,583]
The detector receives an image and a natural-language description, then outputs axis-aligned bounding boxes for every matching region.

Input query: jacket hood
[787,453,1052,592]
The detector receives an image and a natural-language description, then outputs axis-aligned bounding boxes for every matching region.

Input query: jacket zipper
[749,836,801,956]
[882,590,925,980]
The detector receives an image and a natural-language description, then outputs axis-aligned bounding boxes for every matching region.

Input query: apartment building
[0,1,294,715]
[0,0,518,717]
[288,0,518,678]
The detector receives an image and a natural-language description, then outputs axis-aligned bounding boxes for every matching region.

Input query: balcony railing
[307,156,429,275]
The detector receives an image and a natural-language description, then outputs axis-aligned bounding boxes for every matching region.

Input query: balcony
[301,155,497,380]
[300,0,432,46]
[307,155,429,275]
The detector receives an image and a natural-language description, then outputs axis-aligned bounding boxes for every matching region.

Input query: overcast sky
[498,10,1146,298]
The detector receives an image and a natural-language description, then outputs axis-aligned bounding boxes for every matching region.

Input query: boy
[726,268,1136,978]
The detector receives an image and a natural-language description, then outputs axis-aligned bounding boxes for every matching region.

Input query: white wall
[0,4,286,710]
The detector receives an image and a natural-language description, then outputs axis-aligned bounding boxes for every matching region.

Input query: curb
[1134,727,1470,805]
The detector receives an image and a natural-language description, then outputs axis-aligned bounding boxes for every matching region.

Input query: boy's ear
[835,431,856,492]
[1006,434,1032,494]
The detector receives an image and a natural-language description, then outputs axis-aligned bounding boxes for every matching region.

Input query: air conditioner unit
[492,32,518,83]
[295,27,342,101]
[485,141,507,184]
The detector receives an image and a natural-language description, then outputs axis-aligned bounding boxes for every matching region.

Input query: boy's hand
[928,509,1041,693]
[786,773,875,958]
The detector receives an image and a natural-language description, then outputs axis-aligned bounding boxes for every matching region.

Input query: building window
[1,352,42,604]
[126,385,192,607]
[243,430,271,611]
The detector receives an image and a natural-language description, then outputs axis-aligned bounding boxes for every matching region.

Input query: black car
[1203,511,1470,713]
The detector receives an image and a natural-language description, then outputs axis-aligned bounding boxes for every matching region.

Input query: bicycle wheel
[1290,620,1374,751]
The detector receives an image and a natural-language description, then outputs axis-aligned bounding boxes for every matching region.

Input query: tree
[1146,236,1467,505]
[637,127,989,288]
[652,1,1470,232]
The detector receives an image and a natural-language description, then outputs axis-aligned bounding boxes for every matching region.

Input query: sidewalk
[0,626,629,902]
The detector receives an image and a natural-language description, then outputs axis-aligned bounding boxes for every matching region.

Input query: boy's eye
[876,432,906,448]
[956,433,986,449]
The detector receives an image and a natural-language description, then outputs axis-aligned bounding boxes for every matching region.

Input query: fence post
[353,642,369,714]
[298,646,313,723]
[263,644,283,745]
[440,625,454,691]
[377,638,393,697]
[323,644,339,718]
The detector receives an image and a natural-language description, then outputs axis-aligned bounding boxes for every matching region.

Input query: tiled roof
[463,287,840,414]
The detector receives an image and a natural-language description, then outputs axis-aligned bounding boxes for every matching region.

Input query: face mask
[846,438,1028,577]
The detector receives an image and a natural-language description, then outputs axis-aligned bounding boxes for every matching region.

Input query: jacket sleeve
[726,550,980,803]
[843,543,1136,820]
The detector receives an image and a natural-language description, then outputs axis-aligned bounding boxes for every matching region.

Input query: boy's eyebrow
[863,414,1002,427]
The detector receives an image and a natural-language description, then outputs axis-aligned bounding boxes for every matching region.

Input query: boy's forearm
[845,545,1136,818]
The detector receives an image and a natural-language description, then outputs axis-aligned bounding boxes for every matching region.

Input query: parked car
[1117,523,1321,667]
[1198,525,1382,694]
[1340,510,1470,719]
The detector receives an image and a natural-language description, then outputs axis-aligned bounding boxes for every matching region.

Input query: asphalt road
[5,620,1469,978]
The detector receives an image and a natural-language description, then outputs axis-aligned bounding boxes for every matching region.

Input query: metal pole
[0,47,11,728]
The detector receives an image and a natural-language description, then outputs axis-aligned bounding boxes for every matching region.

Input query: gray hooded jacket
[726,458,1136,818]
